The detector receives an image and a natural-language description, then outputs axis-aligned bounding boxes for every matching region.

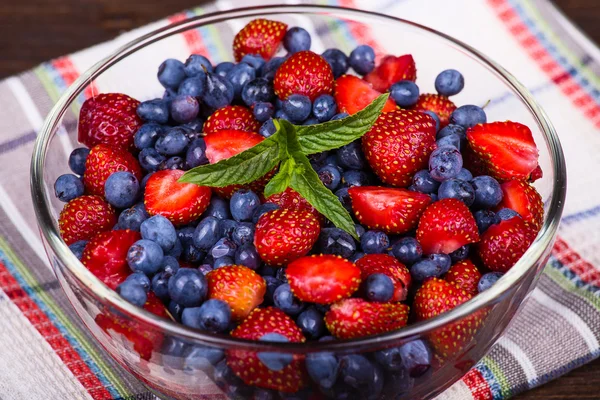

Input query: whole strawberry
[274,51,334,101]
[84,143,142,196]
[254,209,320,266]
[445,259,481,295]
[265,187,321,222]
[362,109,437,187]
[496,180,544,231]
[355,254,411,302]
[78,93,142,150]
[414,93,457,128]
[364,54,417,92]
[59,195,116,245]
[204,105,260,134]
[233,19,287,61]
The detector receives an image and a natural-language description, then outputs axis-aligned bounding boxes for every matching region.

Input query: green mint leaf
[274,119,303,159]
[295,93,390,155]
[264,158,294,198]
[289,152,358,240]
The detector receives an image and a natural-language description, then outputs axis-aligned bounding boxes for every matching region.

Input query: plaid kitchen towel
[0,0,599,399]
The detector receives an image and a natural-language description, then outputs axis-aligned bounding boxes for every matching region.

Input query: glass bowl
[31,5,566,400]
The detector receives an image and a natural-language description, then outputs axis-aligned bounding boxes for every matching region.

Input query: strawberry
[477,216,536,273]
[496,180,544,231]
[59,195,116,245]
[529,165,543,182]
[228,307,306,392]
[286,255,361,304]
[203,105,260,134]
[348,186,431,234]
[324,298,409,339]
[355,254,411,301]
[206,265,266,321]
[416,198,480,255]
[274,51,334,101]
[445,259,481,295]
[462,143,491,178]
[361,110,437,187]
[466,121,539,181]
[96,292,168,360]
[144,169,211,225]
[81,230,141,289]
[233,19,287,62]
[334,75,397,115]
[414,93,457,128]
[78,93,142,150]
[83,143,142,196]
[265,187,321,222]
[254,209,320,266]
[363,54,417,92]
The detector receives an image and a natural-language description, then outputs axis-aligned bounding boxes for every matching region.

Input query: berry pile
[55,19,543,397]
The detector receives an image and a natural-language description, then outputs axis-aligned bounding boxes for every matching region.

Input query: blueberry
[330,112,349,121]
[253,389,276,400]
[318,228,356,258]
[127,239,164,275]
[391,237,422,265]
[204,196,231,220]
[437,133,462,150]
[435,69,465,96]
[273,283,305,315]
[437,124,466,141]
[262,57,285,81]
[312,94,337,122]
[183,345,224,372]
[235,243,261,270]
[340,354,375,388]
[429,253,452,272]
[390,80,420,107]
[306,352,339,389]
[134,123,163,150]
[202,71,234,109]
[125,271,151,291]
[259,264,278,277]
[54,174,84,202]
[456,168,473,181]
[139,148,165,172]
[170,95,200,124]
[399,340,432,377]
[337,140,366,170]
[168,301,184,322]
[182,244,206,264]
[140,214,177,251]
[154,127,189,156]
[182,119,204,136]
[259,119,277,137]
[424,111,441,132]
[410,254,450,281]
[364,273,394,302]
[104,171,139,208]
[159,156,186,171]
[275,109,290,121]
[253,203,279,224]
[69,240,88,260]
[157,59,186,89]
[342,170,371,188]
[168,268,207,307]
[374,347,403,371]
[152,271,171,301]
[198,264,213,275]
[429,145,463,182]
[185,138,208,169]
[193,216,221,250]
[497,208,520,221]
[178,77,205,97]
[241,54,265,72]
[214,255,235,268]
[281,94,312,123]
[226,63,256,98]
[161,255,180,276]
[412,170,440,194]
[296,307,325,340]
[242,78,274,107]
[182,299,231,333]
[161,336,188,368]
[178,226,196,246]
[471,175,503,209]
[275,267,287,283]
[334,187,353,213]
[68,148,90,176]
[361,231,390,254]
[184,54,212,76]
[210,237,237,259]
[355,224,366,239]
[438,178,475,206]
[215,61,235,77]
[284,27,311,53]
[449,245,469,263]
[474,209,500,233]
[166,238,183,258]
[141,172,154,190]
[257,333,293,371]
[318,165,342,190]
[230,189,260,222]
[264,276,284,304]
[232,222,255,246]
[450,105,487,128]
[349,45,375,75]
[478,272,503,292]
[220,219,238,239]
[118,203,148,231]
[322,48,349,78]
[253,101,274,123]
[116,279,147,307]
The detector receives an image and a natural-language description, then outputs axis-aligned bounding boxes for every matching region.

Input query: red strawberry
[233,19,287,62]
[467,121,539,181]
[414,93,457,128]
[445,259,481,295]
[355,254,411,301]
[462,143,491,178]
[206,265,266,321]
[334,75,397,115]
[324,298,409,339]
[362,109,437,187]
[286,255,361,304]
[203,105,260,134]
[228,307,306,392]
[265,187,321,222]
[496,180,544,231]
[363,54,417,92]
[529,165,543,182]
[144,169,211,225]
[59,195,116,245]
[83,143,142,196]
[254,209,320,266]
[348,186,431,234]
[78,93,142,150]
[82,230,141,289]
[416,198,480,255]
[274,51,334,101]
[477,216,536,273]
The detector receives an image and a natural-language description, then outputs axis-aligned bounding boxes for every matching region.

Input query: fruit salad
[54,18,543,396]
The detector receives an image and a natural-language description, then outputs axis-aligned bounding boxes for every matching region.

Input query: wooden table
[2,1,599,398]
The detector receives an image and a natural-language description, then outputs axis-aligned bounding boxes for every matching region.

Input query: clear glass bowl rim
[30,4,567,353]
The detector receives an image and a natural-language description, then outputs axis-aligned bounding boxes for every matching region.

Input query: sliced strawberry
[477,216,536,273]
[59,195,116,245]
[206,265,265,321]
[83,143,142,196]
[445,259,481,295]
[78,93,142,150]
[416,198,480,255]
[414,93,457,128]
[529,165,543,182]
[144,169,211,225]
[348,186,430,235]
[362,109,437,186]
[254,209,320,266]
[363,54,417,92]
[324,298,409,339]
[203,105,260,134]
[274,51,334,101]
[334,75,397,115]
[355,254,411,301]
[467,121,539,181]
[228,307,306,392]
[286,255,361,304]
[233,19,287,62]
[462,143,491,178]
[496,180,544,231]
[265,187,322,222]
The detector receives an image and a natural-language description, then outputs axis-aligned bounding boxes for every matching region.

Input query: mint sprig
[179,94,389,239]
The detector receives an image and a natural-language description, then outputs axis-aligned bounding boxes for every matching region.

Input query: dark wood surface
[2,0,600,398]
